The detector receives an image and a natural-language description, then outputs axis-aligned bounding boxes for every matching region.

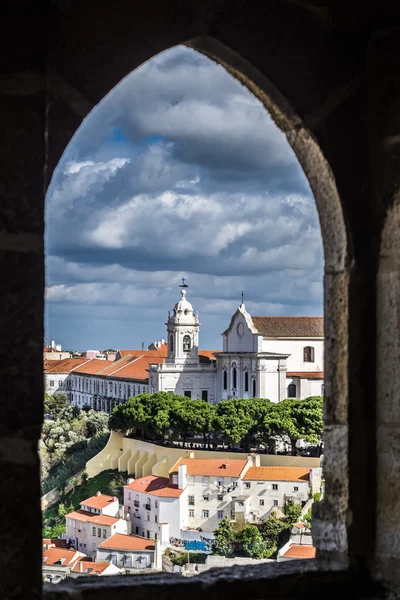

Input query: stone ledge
[43,560,386,600]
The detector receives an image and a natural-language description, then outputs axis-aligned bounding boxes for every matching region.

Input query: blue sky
[45,46,323,352]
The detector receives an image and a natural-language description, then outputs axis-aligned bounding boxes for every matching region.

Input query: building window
[183,335,191,352]
[245,482,251,489]
[273,500,278,507]
[294,486,299,491]
[147,514,150,521]
[203,495,209,501]
[58,380,63,387]
[288,383,297,398]
[217,479,224,486]
[92,527,96,536]
[184,390,192,399]
[98,528,101,537]
[201,390,208,402]
[155,500,158,508]
[189,509,194,517]
[272,484,278,490]
[155,515,158,523]
[172,474,178,485]
[147,531,150,539]
[170,334,174,353]
[188,496,195,505]
[303,346,315,362]
[49,380,54,387]
[187,476,194,485]
[103,529,106,538]
[217,510,224,518]
[244,371,249,392]
[217,494,224,501]
[260,499,264,506]
[202,510,209,518]
[202,477,209,484]
[232,366,237,389]
[252,379,256,397]
[128,493,131,501]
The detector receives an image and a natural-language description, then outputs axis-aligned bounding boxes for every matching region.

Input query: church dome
[169,289,199,325]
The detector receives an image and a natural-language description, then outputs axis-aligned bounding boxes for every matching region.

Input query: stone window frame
[12,8,388,595]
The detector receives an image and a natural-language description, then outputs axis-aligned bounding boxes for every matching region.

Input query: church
[148,287,324,403]
[46,286,324,410]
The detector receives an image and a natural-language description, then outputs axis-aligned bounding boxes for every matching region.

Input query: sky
[45,45,323,352]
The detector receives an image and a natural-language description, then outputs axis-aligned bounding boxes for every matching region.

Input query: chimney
[186,450,194,459]
[96,491,101,496]
[80,560,83,572]
[248,453,260,467]
[178,464,187,490]
[127,478,134,484]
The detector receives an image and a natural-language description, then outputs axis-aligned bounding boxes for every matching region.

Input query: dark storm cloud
[45,46,323,349]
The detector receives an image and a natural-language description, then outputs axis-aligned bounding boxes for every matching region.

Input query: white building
[96,533,158,570]
[44,357,91,396]
[45,287,323,410]
[149,288,324,404]
[42,547,86,583]
[70,560,121,577]
[123,454,322,544]
[65,492,130,558]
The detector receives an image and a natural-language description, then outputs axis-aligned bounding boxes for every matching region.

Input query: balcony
[133,500,140,507]
[144,503,151,511]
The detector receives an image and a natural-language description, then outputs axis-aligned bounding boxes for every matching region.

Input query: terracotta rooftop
[81,493,117,510]
[66,509,120,526]
[98,533,155,552]
[281,544,316,559]
[104,355,165,380]
[71,560,113,575]
[73,359,114,375]
[44,357,90,373]
[286,371,324,379]
[242,467,311,482]
[252,316,323,338]
[42,538,67,548]
[125,475,183,497]
[42,548,82,566]
[170,457,248,478]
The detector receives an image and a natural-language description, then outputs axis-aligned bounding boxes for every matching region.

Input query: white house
[42,547,86,583]
[96,533,158,570]
[70,560,121,577]
[124,474,185,541]
[65,492,130,558]
[44,357,90,396]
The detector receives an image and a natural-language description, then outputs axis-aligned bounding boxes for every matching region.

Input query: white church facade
[148,288,324,404]
[45,287,323,411]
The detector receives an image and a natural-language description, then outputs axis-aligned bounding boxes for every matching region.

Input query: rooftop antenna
[179,277,188,288]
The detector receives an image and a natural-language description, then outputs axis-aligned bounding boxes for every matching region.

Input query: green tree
[282,500,302,527]
[191,401,216,447]
[109,395,149,436]
[212,516,234,556]
[84,409,109,438]
[171,397,201,447]
[259,513,286,550]
[216,398,255,447]
[302,507,312,529]
[239,525,272,558]
[44,393,68,418]
[58,502,74,517]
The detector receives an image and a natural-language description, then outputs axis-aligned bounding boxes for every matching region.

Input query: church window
[288,383,297,398]
[252,379,256,398]
[170,334,174,353]
[184,390,192,399]
[232,367,237,389]
[183,334,191,352]
[303,346,315,362]
[201,390,208,402]
[245,371,249,392]
[223,370,227,390]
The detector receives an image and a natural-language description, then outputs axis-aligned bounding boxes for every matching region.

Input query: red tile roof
[80,493,117,510]
[287,372,324,379]
[98,533,155,552]
[66,509,120,526]
[42,548,82,566]
[125,475,183,497]
[73,359,115,375]
[170,457,247,478]
[71,560,113,574]
[282,544,316,559]
[252,316,323,338]
[44,357,90,373]
[104,355,165,380]
[242,467,311,482]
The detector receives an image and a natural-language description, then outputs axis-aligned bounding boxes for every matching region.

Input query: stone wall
[2,1,400,598]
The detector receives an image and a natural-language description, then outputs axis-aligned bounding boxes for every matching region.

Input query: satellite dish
[267,484,272,490]
[213,481,218,486]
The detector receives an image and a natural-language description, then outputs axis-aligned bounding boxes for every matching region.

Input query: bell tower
[166,280,199,365]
